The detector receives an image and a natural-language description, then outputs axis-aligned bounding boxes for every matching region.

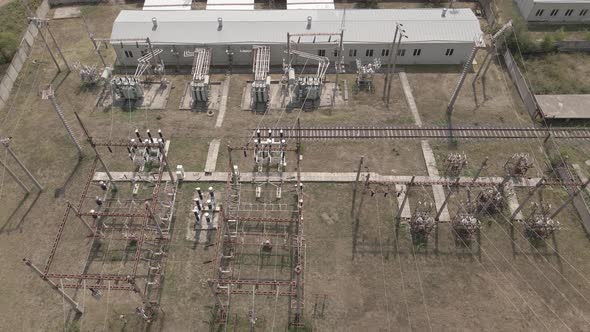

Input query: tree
[0,32,18,64]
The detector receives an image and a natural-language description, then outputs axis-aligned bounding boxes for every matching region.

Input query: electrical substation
[2,2,590,332]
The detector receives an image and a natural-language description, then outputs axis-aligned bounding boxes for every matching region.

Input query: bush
[354,0,379,9]
[505,19,539,55]
[539,34,557,53]
[0,32,18,64]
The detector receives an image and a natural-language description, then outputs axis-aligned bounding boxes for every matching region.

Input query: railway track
[253,126,590,141]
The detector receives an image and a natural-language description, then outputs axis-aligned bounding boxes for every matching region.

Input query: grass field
[493,0,590,95]
[0,0,42,75]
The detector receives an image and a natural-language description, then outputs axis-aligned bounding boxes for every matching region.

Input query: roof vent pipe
[152,17,158,30]
[442,8,447,17]
[218,17,223,31]
[307,16,312,30]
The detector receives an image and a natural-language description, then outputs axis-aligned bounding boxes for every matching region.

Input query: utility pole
[27,16,70,72]
[354,172,371,224]
[351,156,364,217]
[332,30,344,108]
[43,86,83,155]
[74,112,116,189]
[81,15,106,68]
[385,24,407,106]
[510,177,546,221]
[1,138,43,190]
[29,17,60,72]
[471,157,489,185]
[435,177,461,221]
[22,259,83,313]
[549,178,590,219]
[471,20,513,106]
[383,25,399,102]
[43,19,71,72]
[446,45,478,117]
[159,143,175,182]
[396,176,415,220]
[0,156,30,193]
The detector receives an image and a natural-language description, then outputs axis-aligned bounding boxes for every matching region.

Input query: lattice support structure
[23,130,178,324]
[209,140,305,329]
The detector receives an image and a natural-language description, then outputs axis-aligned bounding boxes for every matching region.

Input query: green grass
[524,53,590,95]
[0,0,42,68]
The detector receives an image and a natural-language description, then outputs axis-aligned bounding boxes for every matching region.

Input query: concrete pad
[536,94,590,119]
[241,81,345,111]
[53,7,81,19]
[504,180,523,221]
[204,139,221,174]
[241,82,287,111]
[186,187,221,243]
[421,140,450,222]
[399,71,422,127]
[102,82,172,110]
[395,184,412,221]
[400,69,449,222]
[178,82,221,111]
[214,76,231,128]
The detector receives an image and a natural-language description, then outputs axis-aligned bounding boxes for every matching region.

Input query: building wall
[515,0,536,19]
[517,0,590,22]
[113,42,475,69]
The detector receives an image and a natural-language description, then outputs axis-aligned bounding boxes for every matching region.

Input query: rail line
[253,126,590,141]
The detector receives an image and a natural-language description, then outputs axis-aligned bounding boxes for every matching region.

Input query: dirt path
[0,0,13,9]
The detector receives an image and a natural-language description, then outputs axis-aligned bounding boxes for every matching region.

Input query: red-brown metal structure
[23,129,177,322]
[208,127,306,329]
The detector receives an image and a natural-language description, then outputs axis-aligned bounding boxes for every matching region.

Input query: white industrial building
[110,8,484,68]
[287,0,335,10]
[206,0,254,11]
[143,0,191,11]
[515,0,590,23]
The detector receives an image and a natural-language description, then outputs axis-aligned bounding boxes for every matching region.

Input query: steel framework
[208,133,305,329]
[23,129,177,323]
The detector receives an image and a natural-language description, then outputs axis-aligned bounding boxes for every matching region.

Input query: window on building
[565,9,574,16]
[349,49,357,57]
[333,49,339,57]
[445,48,454,56]
[550,9,559,16]
[365,49,374,57]
[124,50,134,58]
[397,49,406,56]
[318,49,326,57]
[412,49,421,56]
[580,9,588,16]
[381,49,390,57]
[535,9,544,16]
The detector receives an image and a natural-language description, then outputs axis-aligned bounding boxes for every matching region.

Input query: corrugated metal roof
[143,0,191,11]
[112,9,483,45]
[287,0,335,10]
[206,0,254,11]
